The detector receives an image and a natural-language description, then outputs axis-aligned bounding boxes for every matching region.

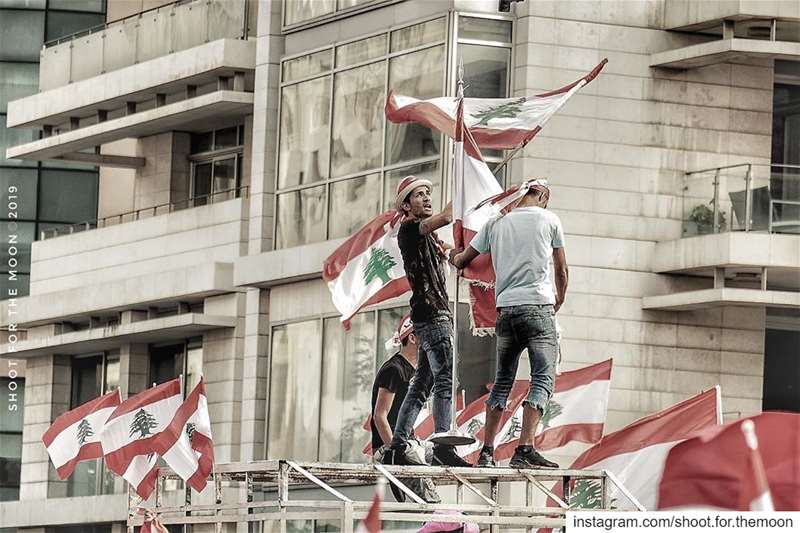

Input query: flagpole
[491,134,533,177]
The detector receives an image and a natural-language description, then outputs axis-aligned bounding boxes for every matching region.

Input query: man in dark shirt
[385,175,470,468]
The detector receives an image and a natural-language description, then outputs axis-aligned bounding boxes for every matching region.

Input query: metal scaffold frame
[128,461,635,532]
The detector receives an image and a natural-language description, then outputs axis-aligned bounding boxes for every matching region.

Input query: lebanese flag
[99,379,183,478]
[386,60,607,151]
[42,389,121,479]
[357,480,384,533]
[154,378,214,492]
[323,210,410,327]
[123,452,160,500]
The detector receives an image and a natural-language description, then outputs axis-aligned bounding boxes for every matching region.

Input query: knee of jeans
[431,372,452,397]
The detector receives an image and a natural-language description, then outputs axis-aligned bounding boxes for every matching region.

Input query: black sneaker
[509,446,559,469]
[408,477,441,504]
[475,447,495,468]
[432,444,472,468]
[381,448,407,503]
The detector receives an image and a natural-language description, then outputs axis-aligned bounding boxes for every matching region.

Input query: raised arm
[553,247,568,313]
[419,202,452,236]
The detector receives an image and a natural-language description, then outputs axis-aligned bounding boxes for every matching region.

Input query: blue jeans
[486,304,558,414]
[390,316,453,448]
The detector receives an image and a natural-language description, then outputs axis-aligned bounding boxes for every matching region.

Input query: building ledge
[650,38,800,69]
[234,238,346,288]
[6,90,253,163]
[0,493,127,528]
[642,288,800,311]
[0,313,237,358]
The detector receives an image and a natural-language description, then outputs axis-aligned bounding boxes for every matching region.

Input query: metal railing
[39,0,250,91]
[39,186,248,241]
[682,163,800,236]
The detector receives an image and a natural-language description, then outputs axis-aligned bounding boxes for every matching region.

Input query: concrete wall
[98,139,137,219]
[664,0,800,30]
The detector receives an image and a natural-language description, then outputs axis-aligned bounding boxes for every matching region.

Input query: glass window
[331,61,385,176]
[0,114,38,166]
[390,18,446,53]
[45,11,104,42]
[213,157,237,197]
[458,16,512,42]
[335,34,386,67]
[284,0,335,27]
[278,77,331,188]
[0,167,37,220]
[376,306,409,367]
[384,161,441,213]
[0,62,39,113]
[186,338,203,394]
[282,49,332,83]
[0,378,24,433]
[48,0,104,12]
[0,220,34,274]
[275,185,327,249]
[38,169,98,223]
[385,45,445,165]
[193,162,212,205]
[338,0,375,8]
[0,10,45,61]
[191,131,213,153]
[0,375,24,501]
[214,126,238,150]
[0,0,46,7]
[461,44,510,99]
[268,320,322,461]
[329,173,380,239]
[149,343,184,386]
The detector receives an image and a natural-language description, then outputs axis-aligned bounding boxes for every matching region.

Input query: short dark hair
[400,335,410,347]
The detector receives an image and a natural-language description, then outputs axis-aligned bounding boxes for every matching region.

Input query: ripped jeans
[486,305,558,414]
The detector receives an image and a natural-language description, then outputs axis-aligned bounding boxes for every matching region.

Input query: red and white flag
[42,389,121,479]
[323,210,410,327]
[124,452,160,500]
[99,379,183,482]
[139,509,170,533]
[386,60,607,151]
[155,378,214,493]
[739,420,774,511]
[357,479,385,533]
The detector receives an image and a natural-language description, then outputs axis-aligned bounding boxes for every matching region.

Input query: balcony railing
[682,163,800,236]
[39,0,251,91]
[39,186,249,240]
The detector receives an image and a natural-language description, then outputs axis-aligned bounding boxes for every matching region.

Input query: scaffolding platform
[127,460,638,532]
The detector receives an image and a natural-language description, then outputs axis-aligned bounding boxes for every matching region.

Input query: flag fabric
[155,378,214,492]
[99,379,183,480]
[657,412,800,511]
[356,479,384,533]
[386,60,607,151]
[323,210,410,327]
[124,452,160,500]
[740,420,774,511]
[42,389,121,480]
[139,508,170,533]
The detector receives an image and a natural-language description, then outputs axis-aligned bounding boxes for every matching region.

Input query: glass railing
[39,186,249,240]
[682,163,800,236]
[38,0,251,91]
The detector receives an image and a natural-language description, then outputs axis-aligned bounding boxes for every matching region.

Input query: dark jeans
[390,315,453,448]
[486,304,558,414]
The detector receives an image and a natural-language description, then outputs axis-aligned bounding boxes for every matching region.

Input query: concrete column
[19,354,71,500]
[119,342,150,399]
[239,287,270,461]
[135,131,191,211]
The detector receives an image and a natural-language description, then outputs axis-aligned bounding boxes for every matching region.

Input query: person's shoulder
[398,218,421,236]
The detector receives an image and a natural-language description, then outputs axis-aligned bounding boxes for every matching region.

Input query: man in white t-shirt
[450,179,568,469]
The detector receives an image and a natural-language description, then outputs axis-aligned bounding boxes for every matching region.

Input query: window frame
[188,126,245,207]
[281,0,403,34]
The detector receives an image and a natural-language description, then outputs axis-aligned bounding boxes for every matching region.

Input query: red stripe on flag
[137,465,159,501]
[55,442,104,480]
[342,277,410,327]
[385,90,457,138]
[554,359,612,393]
[42,389,120,447]
[468,284,496,332]
[535,423,605,451]
[108,379,181,420]
[323,211,403,282]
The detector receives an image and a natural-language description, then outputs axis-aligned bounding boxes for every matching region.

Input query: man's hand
[447,247,462,265]
[450,246,480,269]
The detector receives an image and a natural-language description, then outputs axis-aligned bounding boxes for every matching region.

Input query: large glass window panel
[0,273,27,298]
[193,162,213,205]
[385,46,445,165]
[331,61,385,177]
[338,0,375,8]
[377,306,409,367]
[335,34,386,67]
[149,343,184,386]
[0,62,39,113]
[38,170,98,223]
[328,173,380,240]
[104,356,119,395]
[275,185,327,248]
[71,356,101,408]
[213,157,237,198]
[268,321,322,461]
[384,161,442,212]
[458,17,512,42]
[461,44,510,99]
[278,77,331,188]
[0,115,38,166]
[186,338,203,394]
[49,0,104,11]
[282,49,332,82]
[45,11,104,42]
[284,0,334,26]
[0,167,37,220]
[0,378,23,432]
[214,126,238,150]
[390,18,446,53]
[320,313,376,463]
[0,0,45,8]
[67,460,98,497]
[0,221,33,274]
[0,10,44,61]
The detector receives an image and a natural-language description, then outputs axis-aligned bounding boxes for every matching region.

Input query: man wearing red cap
[386,176,470,468]
[451,178,568,469]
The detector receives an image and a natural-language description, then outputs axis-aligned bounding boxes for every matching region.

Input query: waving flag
[124,453,160,500]
[324,210,410,327]
[42,389,121,479]
[386,60,607,150]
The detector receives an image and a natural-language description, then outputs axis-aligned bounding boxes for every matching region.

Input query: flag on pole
[357,478,385,533]
[124,453,160,500]
[740,420,774,511]
[323,210,410,327]
[42,389,121,479]
[386,60,607,150]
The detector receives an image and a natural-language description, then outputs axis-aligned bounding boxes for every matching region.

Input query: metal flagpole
[430,58,475,447]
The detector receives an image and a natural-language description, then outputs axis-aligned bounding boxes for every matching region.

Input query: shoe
[381,448,406,503]
[432,444,472,468]
[509,447,559,469]
[475,447,495,468]
[408,477,441,504]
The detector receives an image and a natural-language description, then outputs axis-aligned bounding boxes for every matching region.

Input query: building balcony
[664,1,800,32]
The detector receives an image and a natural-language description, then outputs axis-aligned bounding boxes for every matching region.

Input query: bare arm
[450,245,480,269]
[553,247,568,313]
[373,388,396,447]
[419,202,452,236]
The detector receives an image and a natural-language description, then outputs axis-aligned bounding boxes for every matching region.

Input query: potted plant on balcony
[686,202,726,235]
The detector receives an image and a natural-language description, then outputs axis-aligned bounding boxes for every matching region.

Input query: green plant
[688,202,726,234]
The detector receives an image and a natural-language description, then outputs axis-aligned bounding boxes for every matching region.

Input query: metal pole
[712,169,720,233]
[744,164,752,232]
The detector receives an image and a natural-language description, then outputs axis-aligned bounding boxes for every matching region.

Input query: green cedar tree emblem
[362,247,396,285]
[541,399,563,430]
[466,418,483,437]
[472,97,526,126]
[186,422,196,442]
[503,414,522,441]
[129,408,158,439]
[76,418,94,445]
[570,479,616,510]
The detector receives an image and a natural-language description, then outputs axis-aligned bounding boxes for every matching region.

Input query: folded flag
[324,210,410,328]
[124,452,160,500]
[356,478,385,533]
[42,389,121,479]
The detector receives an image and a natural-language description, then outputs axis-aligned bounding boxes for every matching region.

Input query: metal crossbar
[127,461,630,532]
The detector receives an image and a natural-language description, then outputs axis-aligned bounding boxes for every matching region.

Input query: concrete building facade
[1,0,799,530]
